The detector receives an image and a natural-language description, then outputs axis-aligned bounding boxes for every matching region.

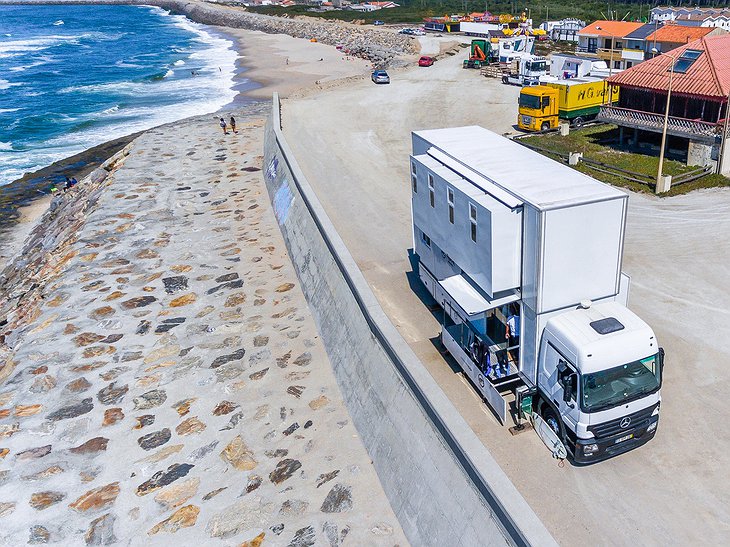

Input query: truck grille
[587,403,658,438]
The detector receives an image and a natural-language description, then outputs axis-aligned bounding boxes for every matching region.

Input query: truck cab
[539,302,663,463]
[517,86,557,131]
[503,56,548,87]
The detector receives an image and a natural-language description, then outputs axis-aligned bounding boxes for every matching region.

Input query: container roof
[608,34,730,98]
[578,20,643,38]
[413,126,626,210]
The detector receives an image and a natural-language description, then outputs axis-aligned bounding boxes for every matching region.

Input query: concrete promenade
[0,108,405,545]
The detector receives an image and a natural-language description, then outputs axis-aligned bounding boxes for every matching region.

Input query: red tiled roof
[646,24,716,43]
[578,20,643,38]
[608,34,730,98]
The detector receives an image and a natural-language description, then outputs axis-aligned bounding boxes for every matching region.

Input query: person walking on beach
[230,116,236,134]
[219,117,228,135]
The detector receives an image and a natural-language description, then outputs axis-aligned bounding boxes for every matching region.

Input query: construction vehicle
[501,54,547,86]
[463,38,490,69]
[517,77,619,131]
[410,126,664,463]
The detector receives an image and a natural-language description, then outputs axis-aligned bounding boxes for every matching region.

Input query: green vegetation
[247,1,655,26]
[519,124,730,196]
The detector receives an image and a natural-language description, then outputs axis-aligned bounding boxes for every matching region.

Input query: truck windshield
[581,354,661,412]
[519,94,541,109]
[526,61,546,72]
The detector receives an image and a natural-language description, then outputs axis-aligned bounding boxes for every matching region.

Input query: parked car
[412,28,426,36]
[399,28,414,34]
[371,70,390,84]
[373,20,385,25]
[418,56,434,67]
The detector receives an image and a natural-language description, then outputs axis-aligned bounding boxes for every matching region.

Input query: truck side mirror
[658,347,665,379]
[562,375,573,403]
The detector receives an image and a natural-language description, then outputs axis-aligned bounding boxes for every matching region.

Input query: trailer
[517,77,619,131]
[410,126,664,463]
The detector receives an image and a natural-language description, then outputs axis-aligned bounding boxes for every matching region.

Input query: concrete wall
[263,94,557,547]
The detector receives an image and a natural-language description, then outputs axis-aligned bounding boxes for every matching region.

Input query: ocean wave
[0,6,240,186]
[0,108,20,114]
[0,32,120,58]
[0,142,12,151]
[0,79,24,90]
[8,59,48,72]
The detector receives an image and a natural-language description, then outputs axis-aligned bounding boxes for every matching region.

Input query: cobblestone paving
[0,110,406,546]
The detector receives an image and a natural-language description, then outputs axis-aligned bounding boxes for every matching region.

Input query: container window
[421,231,431,248]
[447,188,454,224]
[428,174,435,208]
[469,203,477,242]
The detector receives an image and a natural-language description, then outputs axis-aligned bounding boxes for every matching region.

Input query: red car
[418,56,434,67]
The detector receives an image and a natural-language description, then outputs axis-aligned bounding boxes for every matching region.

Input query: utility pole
[656,51,676,193]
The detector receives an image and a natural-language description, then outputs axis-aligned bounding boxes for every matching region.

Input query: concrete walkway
[0,109,405,545]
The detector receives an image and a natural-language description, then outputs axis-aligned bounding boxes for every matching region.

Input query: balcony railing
[575,46,598,54]
[598,106,721,143]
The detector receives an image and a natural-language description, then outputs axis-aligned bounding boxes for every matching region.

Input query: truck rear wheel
[541,122,550,131]
[572,116,585,128]
[502,76,508,84]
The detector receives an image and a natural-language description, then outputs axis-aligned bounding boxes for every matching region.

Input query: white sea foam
[0,142,12,151]
[0,79,24,90]
[53,20,64,26]
[163,69,174,78]
[0,108,20,114]
[173,60,185,66]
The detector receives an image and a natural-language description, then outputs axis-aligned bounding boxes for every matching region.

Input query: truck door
[543,344,580,432]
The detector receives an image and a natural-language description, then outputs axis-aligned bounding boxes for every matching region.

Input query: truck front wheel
[541,122,550,131]
[502,76,509,84]
[541,406,561,437]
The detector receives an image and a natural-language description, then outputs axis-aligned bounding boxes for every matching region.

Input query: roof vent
[590,317,625,335]
[579,300,592,309]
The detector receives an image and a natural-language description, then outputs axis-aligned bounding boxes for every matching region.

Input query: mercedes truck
[410,126,664,463]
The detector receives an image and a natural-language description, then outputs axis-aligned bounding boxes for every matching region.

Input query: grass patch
[519,124,730,196]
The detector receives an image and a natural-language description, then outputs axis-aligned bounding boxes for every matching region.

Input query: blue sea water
[0,4,239,185]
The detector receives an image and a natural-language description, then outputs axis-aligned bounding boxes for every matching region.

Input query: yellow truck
[517,77,619,132]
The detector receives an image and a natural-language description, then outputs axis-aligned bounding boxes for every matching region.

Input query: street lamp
[653,47,676,193]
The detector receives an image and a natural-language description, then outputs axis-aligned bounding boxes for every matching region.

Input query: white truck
[410,126,664,464]
[502,54,548,86]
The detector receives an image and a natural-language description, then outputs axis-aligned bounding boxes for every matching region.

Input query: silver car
[371,70,390,84]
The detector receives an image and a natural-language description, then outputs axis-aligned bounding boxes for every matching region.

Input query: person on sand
[63,176,71,192]
[219,117,228,135]
[69,177,78,188]
[230,116,236,134]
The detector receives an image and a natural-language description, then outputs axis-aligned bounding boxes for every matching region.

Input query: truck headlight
[583,443,599,456]
[647,421,658,433]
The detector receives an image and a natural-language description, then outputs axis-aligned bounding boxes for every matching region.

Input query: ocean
[0,4,239,186]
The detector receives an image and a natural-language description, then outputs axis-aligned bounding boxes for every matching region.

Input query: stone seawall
[263,94,558,546]
[0,0,419,67]
[0,146,132,374]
